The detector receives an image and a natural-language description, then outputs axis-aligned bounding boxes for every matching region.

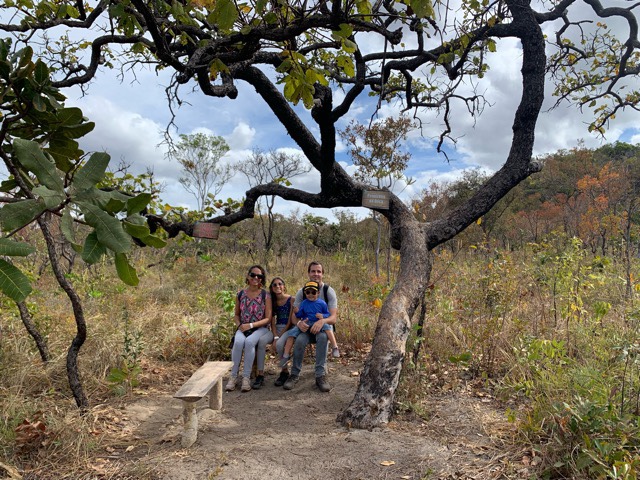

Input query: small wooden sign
[362,190,390,209]
[193,222,220,239]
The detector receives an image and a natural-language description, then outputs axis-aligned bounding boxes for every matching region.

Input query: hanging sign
[193,222,220,239]
[362,190,390,210]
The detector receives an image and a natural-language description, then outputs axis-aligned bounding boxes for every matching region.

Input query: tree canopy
[2,0,640,427]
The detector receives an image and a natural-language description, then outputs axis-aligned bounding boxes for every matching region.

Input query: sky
[56,3,640,223]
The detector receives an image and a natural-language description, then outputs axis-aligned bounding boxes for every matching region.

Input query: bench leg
[181,400,198,448]
[209,379,223,410]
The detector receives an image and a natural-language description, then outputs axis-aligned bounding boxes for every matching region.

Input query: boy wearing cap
[279,280,339,367]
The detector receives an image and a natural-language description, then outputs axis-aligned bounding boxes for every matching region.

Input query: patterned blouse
[238,289,267,325]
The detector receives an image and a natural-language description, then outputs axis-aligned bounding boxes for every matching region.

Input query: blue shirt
[295,298,330,324]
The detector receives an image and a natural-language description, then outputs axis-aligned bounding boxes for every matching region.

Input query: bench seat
[173,361,233,447]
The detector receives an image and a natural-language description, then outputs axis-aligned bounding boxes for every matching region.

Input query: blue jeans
[275,329,293,359]
[290,330,328,378]
[287,322,331,339]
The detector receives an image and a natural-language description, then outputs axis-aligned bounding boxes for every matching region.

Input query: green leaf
[13,139,64,191]
[104,198,127,214]
[0,258,32,302]
[0,199,45,231]
[72,152,110,190]
[60,208,77,245]
[33,185,66,208]
[332,24,353,39]
[79,202,132,253]
[215,0,238,30]
[47,137,80,173]
[81,231,106,264]
[32,95,47,112]
[126,193,152,215]
[61,121,95,139]
[140,234,167,248]
[343,39,358,54]
[355,0,372,16]
[123,220,151,239]
[0,178,17,193]
[74,187,129,212]
[410,0,434,18]
[56,107,83,126]
[0,238,35,256]
[255,0,267,13]
[115,252,139,286]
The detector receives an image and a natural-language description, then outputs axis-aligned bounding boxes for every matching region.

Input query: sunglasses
[304,289,318,295]
[249,272,265,280]
[272,282,284,287]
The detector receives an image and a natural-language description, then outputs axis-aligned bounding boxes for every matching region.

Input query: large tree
[2,0,640,427]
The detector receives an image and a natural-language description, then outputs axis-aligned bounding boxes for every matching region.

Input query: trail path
[109,357,526,479]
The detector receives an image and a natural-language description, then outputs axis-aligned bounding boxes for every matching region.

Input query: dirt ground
[88,355,535,480]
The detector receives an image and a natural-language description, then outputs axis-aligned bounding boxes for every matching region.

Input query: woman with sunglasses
[226,265,272,392]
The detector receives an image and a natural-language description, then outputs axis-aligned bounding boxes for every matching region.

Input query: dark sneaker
[252,375,265,389]
[316,375,331,392]
[283,374,299,390]
[274,371,289,387]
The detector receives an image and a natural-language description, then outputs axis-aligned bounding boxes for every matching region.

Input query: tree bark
[338,220,431,428]
[38,215,89,409]
[16,301,50,363]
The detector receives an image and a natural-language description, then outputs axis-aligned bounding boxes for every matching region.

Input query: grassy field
[2,234,640,478]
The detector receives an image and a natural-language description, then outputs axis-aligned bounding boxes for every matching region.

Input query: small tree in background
[237,149,310,255]
[171,133,232,213]
[340,116,414,280]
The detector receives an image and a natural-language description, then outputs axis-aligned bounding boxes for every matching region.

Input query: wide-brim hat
[303,281,320,292]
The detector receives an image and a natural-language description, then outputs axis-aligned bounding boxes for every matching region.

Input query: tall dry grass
[0,243,385,477]
[2,234,640,478]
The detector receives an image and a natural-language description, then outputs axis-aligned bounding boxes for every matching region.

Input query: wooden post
[209,380,223,410]
[181,401,198,448]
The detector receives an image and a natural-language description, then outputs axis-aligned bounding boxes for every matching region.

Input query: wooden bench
[173,361,233,448]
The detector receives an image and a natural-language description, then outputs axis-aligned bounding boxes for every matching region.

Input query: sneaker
[331,347,340,358]
[225,376,237,391]
[279,354,290,368]
[241,377,252,392]
[274,371,289,387]
[283,374,299,390]
[316,375,331,392]
[252,375,265,389]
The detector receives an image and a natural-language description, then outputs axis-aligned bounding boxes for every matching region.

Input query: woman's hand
[239,323,252,333]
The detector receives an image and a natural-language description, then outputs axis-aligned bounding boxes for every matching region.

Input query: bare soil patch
[80,356,531,479]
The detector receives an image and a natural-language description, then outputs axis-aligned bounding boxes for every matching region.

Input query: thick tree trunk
[338,220,431,428]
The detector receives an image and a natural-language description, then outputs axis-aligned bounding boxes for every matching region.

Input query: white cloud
[228,122,256,150]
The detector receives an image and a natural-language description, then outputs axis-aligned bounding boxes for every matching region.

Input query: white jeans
[231,327,270,378]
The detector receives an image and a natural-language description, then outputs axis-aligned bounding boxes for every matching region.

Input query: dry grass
[2,240,638,478]
[0,246,387,477]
